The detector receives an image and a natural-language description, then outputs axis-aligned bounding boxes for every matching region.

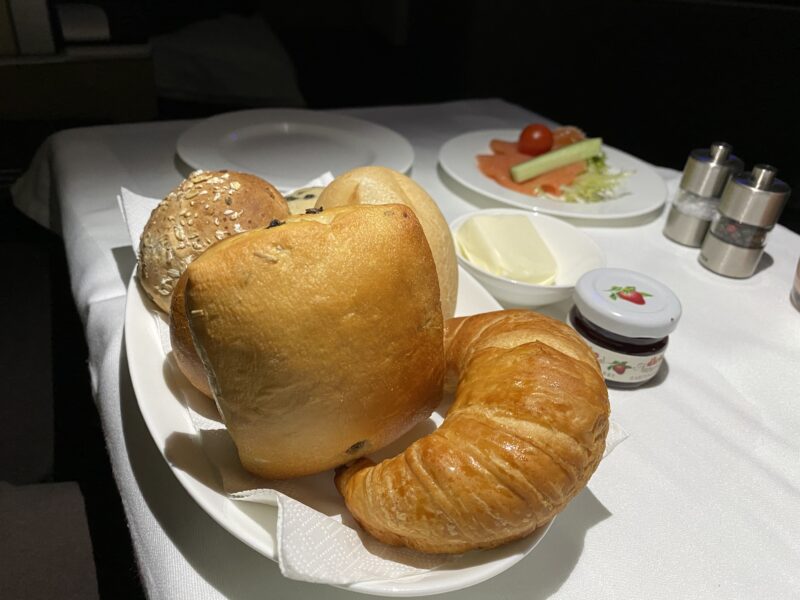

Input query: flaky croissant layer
[335,310,610,554]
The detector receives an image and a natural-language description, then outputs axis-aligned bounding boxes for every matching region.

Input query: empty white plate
[177,109,415,191]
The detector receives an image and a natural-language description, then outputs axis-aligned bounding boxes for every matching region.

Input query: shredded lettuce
[558,153,631,203]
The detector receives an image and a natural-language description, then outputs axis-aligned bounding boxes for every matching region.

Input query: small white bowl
[450,208,606,307]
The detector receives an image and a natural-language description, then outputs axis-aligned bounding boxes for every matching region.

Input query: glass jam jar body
[569,306,668,389]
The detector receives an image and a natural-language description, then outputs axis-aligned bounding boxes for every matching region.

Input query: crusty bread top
[138,170,288,312]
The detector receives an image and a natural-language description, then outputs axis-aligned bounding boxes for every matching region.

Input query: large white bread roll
[316,167,458,319]
[184,204,445,480]
[139,170,289,312]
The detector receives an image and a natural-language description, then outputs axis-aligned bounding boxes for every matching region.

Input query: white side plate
[177,109,414,190]
[439,129,667,219]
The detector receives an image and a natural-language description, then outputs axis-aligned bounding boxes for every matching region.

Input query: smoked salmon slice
[477,152,587,196]
[481,126,588,196]
[552,126,586,149]
[489,139,520,155]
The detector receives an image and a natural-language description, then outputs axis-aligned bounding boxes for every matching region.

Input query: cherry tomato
[518,124,554,156]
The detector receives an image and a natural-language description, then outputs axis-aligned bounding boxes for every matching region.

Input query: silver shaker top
[680,142,744,198]
[718,165,791,228]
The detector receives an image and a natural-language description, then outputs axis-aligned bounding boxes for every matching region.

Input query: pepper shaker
[699,165,791,278]
[663,142,743,247]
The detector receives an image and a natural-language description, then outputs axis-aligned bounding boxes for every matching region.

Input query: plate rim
[176,108,415,187]
[438,128,667,220]
[124,267,557,596]
[124,275,280,559]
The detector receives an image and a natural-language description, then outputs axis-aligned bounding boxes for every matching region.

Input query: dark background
[1,1,797,598]
[3,0,799,229]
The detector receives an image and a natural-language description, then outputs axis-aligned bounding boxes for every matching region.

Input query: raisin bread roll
[335,310,609,554]
[184,204,445,479]
[286,186,324,215]
[138,170,288,312]
[316,167,458,319]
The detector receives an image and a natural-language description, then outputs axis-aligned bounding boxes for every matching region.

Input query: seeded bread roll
[138,170,289,312]
[316,167,458,319]
[184,204,445,479]
[286,186,324,215]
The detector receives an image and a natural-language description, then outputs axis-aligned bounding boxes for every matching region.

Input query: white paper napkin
[119,177,628,585]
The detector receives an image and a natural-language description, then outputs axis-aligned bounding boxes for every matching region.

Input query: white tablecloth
[14,99,800,599]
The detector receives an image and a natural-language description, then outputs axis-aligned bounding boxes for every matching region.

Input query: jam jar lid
[573,268,682,339]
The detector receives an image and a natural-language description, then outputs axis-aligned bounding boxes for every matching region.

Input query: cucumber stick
[510,138,603,183]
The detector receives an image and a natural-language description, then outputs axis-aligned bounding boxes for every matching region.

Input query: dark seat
[0,238,99,599]
[0,481,100,599]
[0,241,52,483]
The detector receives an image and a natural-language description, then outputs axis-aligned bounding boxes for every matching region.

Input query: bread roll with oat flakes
[138,170,288,312]
[184,204,445,479]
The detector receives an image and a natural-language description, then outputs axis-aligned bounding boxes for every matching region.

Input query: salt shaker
[663,142,743,247]
[699,165,791,278]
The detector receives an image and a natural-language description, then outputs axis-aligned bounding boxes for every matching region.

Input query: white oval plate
[177,109,415,191]
[124,266,553,597]
[439,129,667,220]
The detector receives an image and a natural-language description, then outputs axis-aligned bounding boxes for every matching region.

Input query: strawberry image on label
[606,285,652,305]
[609,360,630,375]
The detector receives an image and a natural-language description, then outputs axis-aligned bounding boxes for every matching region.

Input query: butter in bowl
[450,208,605,306]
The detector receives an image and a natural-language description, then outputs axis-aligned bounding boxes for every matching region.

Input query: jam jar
[569,268,682,389]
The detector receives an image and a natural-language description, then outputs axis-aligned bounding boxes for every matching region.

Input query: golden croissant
[335,310,610,554]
